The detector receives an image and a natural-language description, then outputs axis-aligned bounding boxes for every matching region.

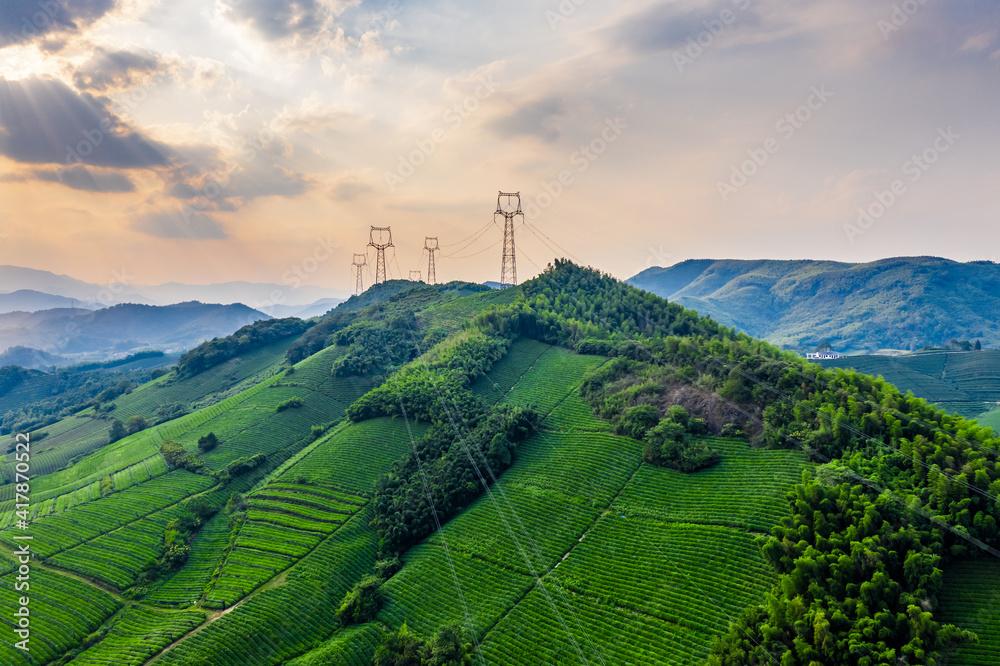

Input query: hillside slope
[630,257,1000,352]
[0,265,996,666]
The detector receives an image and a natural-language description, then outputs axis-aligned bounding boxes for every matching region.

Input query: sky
[0,0,998,296]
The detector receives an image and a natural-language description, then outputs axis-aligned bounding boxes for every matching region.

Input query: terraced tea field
[206,484,366,608]
[0,567,121,665]
[0,339,294,489]
[278,417,426,494]
[300,343,810,664]
[71,606,206,665]
[823,350,1000,417]
[937,558,1000,666]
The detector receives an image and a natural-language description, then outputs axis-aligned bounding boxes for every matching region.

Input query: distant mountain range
[0,265,348,311]
[0,302,269,362]
[629,257,1000,353]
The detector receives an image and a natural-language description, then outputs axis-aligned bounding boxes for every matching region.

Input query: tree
[108,419,126,443]
[617,403,659,439]
[125,415,147,435]
[975,339,982,350]
[815,340,832,352]
[197,432,219,452]
[373,623,424,666]
[336,575,383,626]
[424,624,473,665]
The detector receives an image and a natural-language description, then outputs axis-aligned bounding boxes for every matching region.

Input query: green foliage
[375,556,402,580]
[331,315,419,378]
[374,622,423,666]
[641,406,719,472]
[155,402,189,424]
[0,365,31,397]
[374,623,473,666]
[108,418,127,443]
[336,574,384,626]
[276,396,303,412]
[347,330,511,423]
[177,317,311,378]
[160,439,205,473]
[373,403,537,554]
[125,414,147,434]
[617,403,659,439]
[198,431,219,452]
[707,479,978,665]
[215,453,266,483]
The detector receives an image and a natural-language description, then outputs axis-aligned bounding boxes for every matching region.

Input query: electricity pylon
[368,226,393,284]
[496,191,522,288]
[409,271,422,282]
[424,237,439,285]
[351,254,368,296]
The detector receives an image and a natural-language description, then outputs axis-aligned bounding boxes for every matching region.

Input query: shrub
[643,408,720,473]
[276,396,303,412]
[197,432,219,452]
[616,403,659,439]
[125,415,148,435]
[336,574,383,626]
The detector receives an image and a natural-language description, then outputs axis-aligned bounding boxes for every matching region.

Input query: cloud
[0,76,173,168]
[221,0,358,51]
[32,166,135,192]
[602,0,761,55]
[959,31,996,53]
[487,97,566,142]
[330,174,371,201]
[132,208,227,239]
[0,0,117,49]
[72,46,160,92]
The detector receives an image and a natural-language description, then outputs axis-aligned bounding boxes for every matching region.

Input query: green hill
[0,263,996,665]
[629,256,1000,353]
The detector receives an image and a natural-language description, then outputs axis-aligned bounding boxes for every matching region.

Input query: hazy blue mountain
[0,302,269,361]
[0,265,348,308]
[629,257,1000,353]
[0,289,102,314]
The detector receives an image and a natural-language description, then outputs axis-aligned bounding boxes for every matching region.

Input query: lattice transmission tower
[351,254,368,296]
[424,237,439,285]
[368,226,393,285]
[409,271,422,282]
[496,191,522,288]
